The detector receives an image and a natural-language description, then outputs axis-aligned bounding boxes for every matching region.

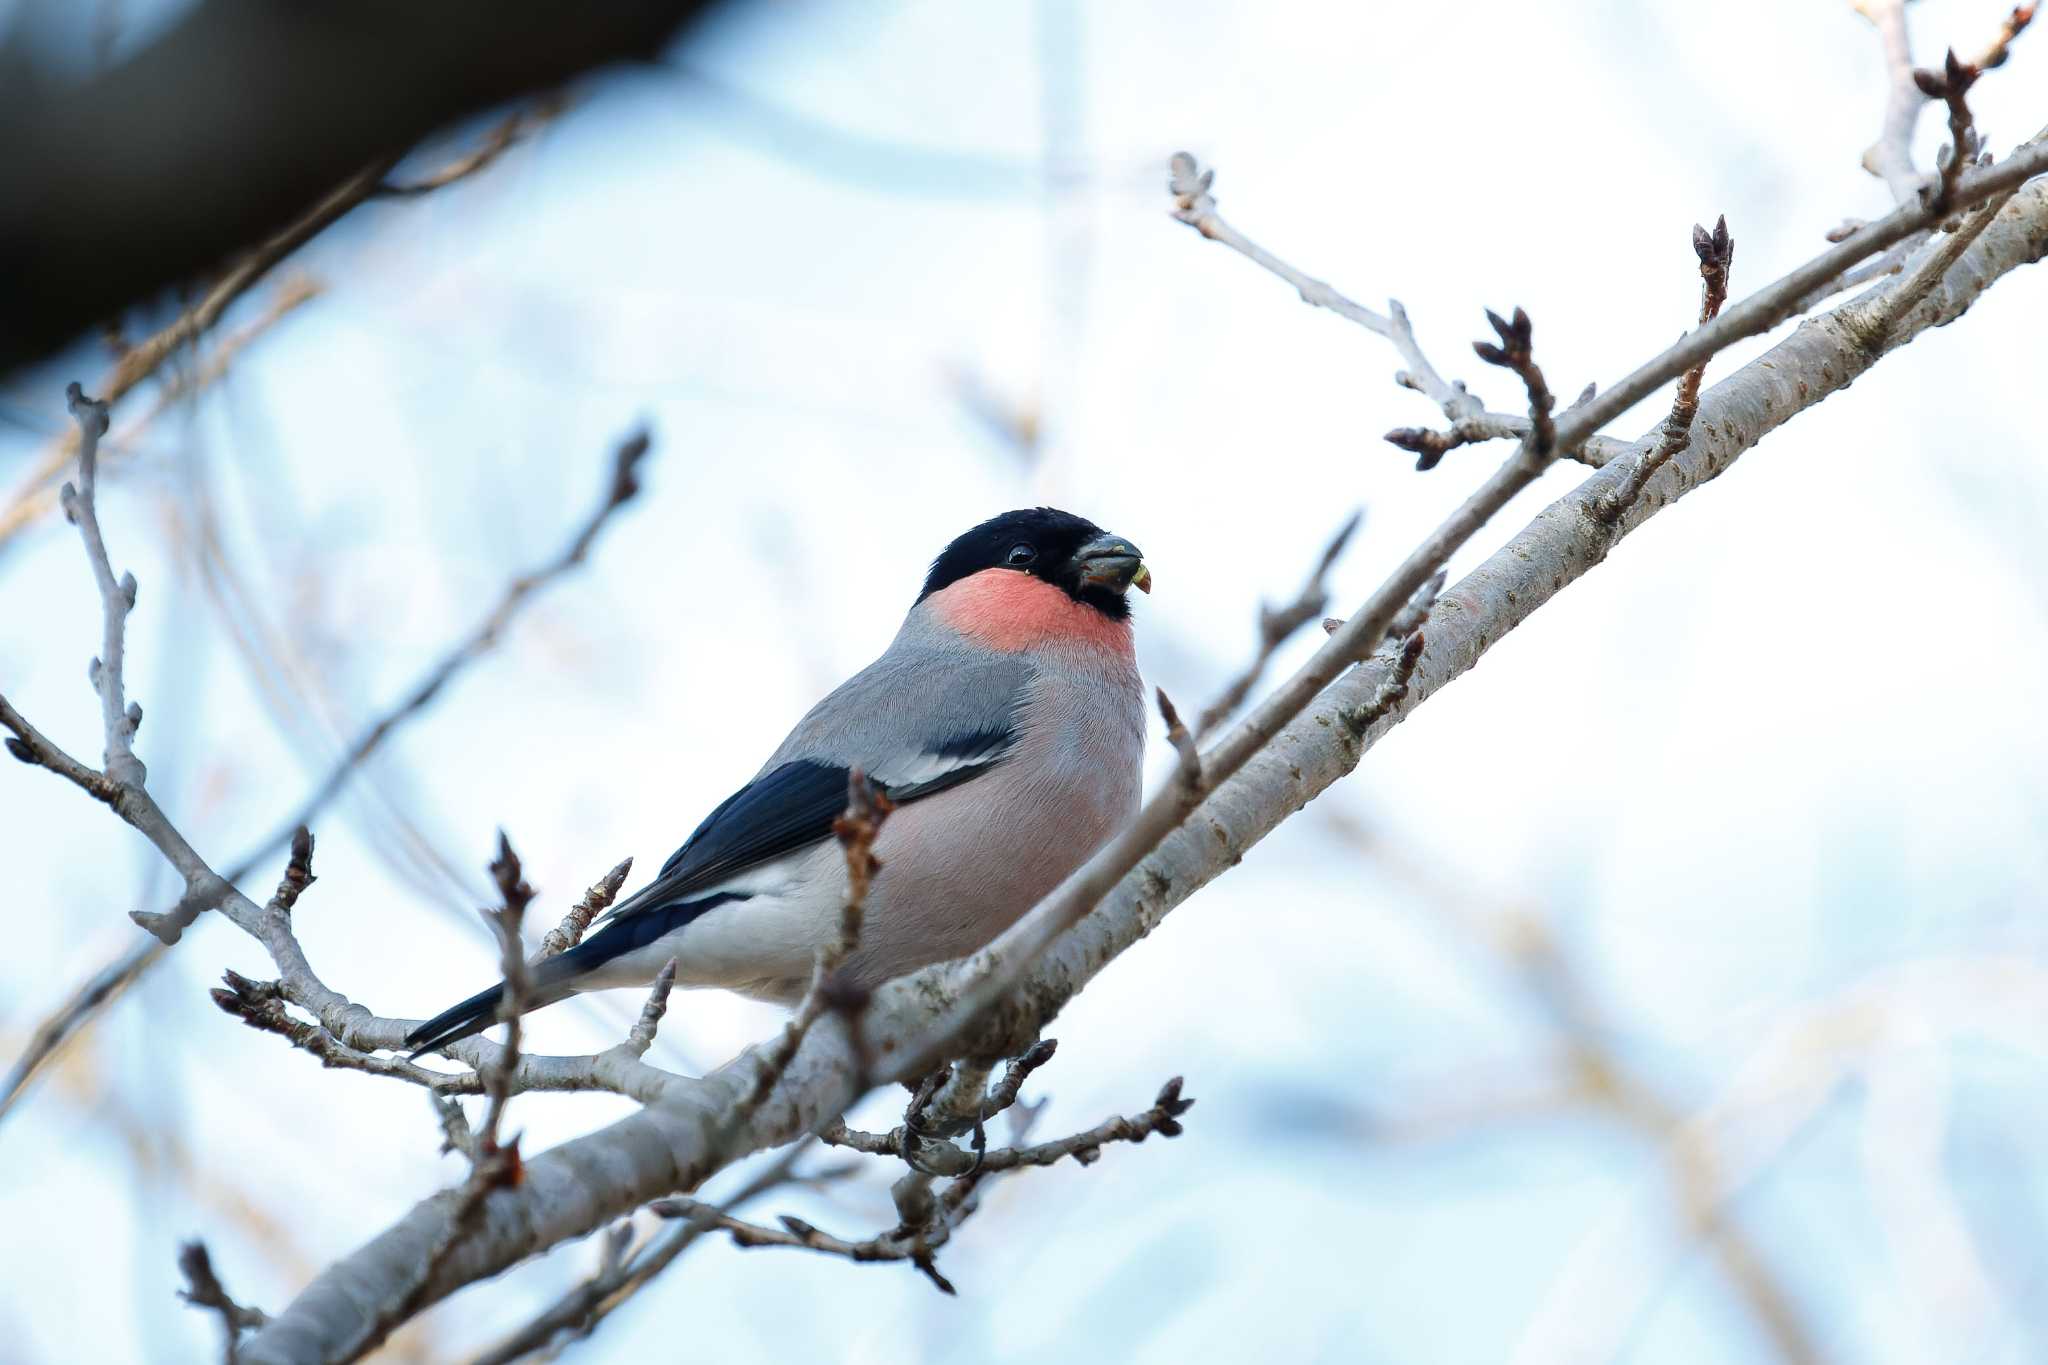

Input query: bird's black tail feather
[403,949,590,1058]
[404,981,510,1059]
[404,897,735,1058]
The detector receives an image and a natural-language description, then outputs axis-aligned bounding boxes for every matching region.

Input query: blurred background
[3,1,2047,1360]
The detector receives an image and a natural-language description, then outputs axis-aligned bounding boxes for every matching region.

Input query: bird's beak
[1074,535,1152,594]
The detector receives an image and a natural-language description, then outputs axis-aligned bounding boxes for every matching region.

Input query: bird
[404,507,1150,1057]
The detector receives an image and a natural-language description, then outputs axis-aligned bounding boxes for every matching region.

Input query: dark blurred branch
[0,0,723,373]
[0,109,541,558]
[178,1240,269,1364]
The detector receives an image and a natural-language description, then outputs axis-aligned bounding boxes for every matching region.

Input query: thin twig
[653,1075,1193,1295]
[1386,411,1632,472]
[59,385,143,788]
[1471,307,1555,457]
[1192,510,1360,739]
[1155,690,1203,797]
[539,857,634,959]
[479,833,537,1156]
[624,960,679,1058]
[1597,216,1736,523]
[1915,49,1984,215]
[1340,631,1427,739]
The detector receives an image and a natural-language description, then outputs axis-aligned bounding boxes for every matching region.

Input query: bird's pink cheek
[928,570,1135,655]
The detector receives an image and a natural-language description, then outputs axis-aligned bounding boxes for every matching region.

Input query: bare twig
[270,826,318,915]
[210,966,678,1102]
[1597,217,1736,522]
[1169,154,1574,450]
[655,1073,1192,1296]
[1192,510,1360,739]
[478,835,536,1151]
[624,959,678,1058]
[178,1240,268,1364]
[1385,411,1632,472]
[1165,151,1618,471]
[538,857,634,958]
[1340,631,1427,738]
[1155,690,1203,795]
[61,384,143,787]
[964,1076,1193,1172]
[1916,49,1984,215]
[1471,307,1556,457]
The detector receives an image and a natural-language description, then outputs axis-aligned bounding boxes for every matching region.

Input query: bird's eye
[1005,543,1038,566]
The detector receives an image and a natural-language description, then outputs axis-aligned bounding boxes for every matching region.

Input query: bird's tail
[404,900,721,1058]
[403,953,585,1059]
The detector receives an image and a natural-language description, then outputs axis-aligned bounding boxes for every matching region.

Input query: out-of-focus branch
[1321,807,1822,1363]
[0,427,653,1125]
[375,105,554,198]
[1973,3,2037,70]
[178,1240,269,1364]
[0,276,321,557]
[0,104,550,553]
[1856,0,1932,205]
[1193,510,1360,739]
[0,2,720,372]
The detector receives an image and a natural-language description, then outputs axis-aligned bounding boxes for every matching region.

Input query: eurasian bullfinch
[405,508,1150,1056]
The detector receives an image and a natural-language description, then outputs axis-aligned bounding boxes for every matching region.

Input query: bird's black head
[919,507,1151,620]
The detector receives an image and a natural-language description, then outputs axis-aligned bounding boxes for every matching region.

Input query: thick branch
[236,161,2048,1365]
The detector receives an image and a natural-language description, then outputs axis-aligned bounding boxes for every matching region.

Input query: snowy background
[3,1,2047,1361]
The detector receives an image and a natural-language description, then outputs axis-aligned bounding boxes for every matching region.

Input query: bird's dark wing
[603,643,1034,923]
[605,724,1026,927]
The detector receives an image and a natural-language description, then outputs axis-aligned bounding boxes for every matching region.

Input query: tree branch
[221,149,2048,1363]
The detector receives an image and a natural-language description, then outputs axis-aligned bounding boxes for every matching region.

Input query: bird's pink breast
[925,568,1135,657]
